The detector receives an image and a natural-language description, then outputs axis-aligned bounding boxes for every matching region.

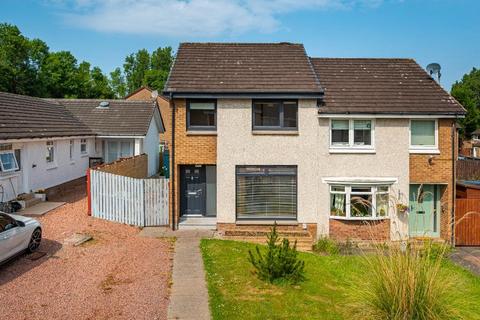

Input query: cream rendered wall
[216,99,320,225]
[317,118,410,240]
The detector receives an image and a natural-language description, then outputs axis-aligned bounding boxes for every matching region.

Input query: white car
[0,212,42,264]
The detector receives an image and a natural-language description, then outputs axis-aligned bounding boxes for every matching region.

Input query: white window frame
[0,151,19,173]
[329,184,390,220]
[46,141,56,165]
[409,119,439,154]
[69,139,75,160]
[329,118,375,153]
[80,139,88,155]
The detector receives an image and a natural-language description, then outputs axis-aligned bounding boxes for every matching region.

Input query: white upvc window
[46,141,55,163]
[330,184,389,220]
[330,119,375,153]
[409,119,439,153]
[80,139,88,154]
[0,151,19,172]
[69,139,74,160]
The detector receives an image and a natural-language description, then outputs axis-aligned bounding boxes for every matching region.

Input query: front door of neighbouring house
[180,165,206,216]
[409,184,440,238]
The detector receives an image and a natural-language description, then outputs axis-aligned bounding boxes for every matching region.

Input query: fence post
[87,168,92,216]
[142,179,146,227]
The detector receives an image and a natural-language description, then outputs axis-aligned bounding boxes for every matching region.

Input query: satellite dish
[151,90,159,99]
[426,63,441,82]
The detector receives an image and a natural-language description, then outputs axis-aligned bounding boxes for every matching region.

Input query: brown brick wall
[410,119,456,241]
[96,154,148,178]
[329,219,390,241]
[217,222,317,236]
[170,98,217,226]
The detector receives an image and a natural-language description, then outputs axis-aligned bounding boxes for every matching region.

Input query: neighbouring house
[460,129,480,157]
[0,92,164,202]
[126,86,171,149]
[162,42,466,243]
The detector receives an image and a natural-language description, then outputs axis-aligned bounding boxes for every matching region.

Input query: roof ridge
[310,57,415,61]
[179,42,303,46]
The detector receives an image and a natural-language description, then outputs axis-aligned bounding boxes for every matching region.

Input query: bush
[248,225,305,284]
[350,241,456,320]
[313,237,340,255]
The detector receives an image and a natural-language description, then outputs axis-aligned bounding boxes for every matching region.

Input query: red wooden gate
[455,199,480,246]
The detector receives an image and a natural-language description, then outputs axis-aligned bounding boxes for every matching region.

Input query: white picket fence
[90,170,169,226]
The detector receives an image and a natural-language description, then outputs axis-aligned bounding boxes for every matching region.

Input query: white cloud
[52,0,384,37]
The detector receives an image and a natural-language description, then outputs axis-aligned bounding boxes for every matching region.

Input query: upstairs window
[46,141,55,163]
[330,119,373,149]
[80,139,87,154]
[187,100,217,130]
[253,100,298,130]
[410,120,438,152]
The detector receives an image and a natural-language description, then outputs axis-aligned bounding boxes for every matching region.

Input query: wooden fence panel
[455,198,480,246]
[90,170,169,227]
[457,158,480,180]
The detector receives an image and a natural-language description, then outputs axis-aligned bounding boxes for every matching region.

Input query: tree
[0,23,46,95]
[451,68,480,136]
[109,67,127,98]
[39,51,79,98]
[122,46,174,96]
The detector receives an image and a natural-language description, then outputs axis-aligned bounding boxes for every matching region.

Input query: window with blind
[236,166,297,220]
[410,120,438,151]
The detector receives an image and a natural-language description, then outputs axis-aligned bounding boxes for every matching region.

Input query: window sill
[252,130,299,136]
[46,165,58,171]
[329,148,375,154]
[330,216,389,221]
[236,219,298,226]
[81,153,89,158]
[186,130,217,136]
[0,172,20,180]
[409,148,440,154]
[70,161,75,165]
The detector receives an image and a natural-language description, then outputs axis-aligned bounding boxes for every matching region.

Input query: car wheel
[27,228,42,253]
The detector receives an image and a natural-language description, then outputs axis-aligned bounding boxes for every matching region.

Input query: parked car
[0,212,42,264]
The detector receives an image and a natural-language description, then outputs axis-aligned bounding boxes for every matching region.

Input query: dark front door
[181,165,206,216]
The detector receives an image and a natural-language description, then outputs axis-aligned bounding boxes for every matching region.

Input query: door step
[178,217,217,230]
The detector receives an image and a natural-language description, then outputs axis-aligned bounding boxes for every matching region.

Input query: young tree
[451,68,480,136]
[109,67,127,98]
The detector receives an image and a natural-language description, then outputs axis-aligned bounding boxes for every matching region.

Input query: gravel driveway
[0,194,173,320]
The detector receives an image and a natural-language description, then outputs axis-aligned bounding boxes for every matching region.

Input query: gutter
[451,119,457,246]
[170,93,176,231]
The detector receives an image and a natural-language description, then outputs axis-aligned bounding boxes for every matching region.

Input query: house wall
[171,98,217,225]
[318,118,410,241]
[0,137,95,201]
[409,119,455,240]
[143,117,160,176]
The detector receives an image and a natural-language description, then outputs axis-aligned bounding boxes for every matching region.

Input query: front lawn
[200,239,480,320]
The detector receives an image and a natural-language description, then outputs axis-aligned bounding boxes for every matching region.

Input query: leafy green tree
[89,66,114,98]
[109,67,127,98]
[39,51,79,98]
[121,46,174,96]
[451,68,480,136]
[0,23,46,95]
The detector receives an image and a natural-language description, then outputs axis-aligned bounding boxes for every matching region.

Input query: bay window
[330,119,374,150]
[330,185,389,219]
[410,120,438,152]
[236,166,297,220]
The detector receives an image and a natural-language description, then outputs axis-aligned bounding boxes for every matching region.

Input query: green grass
[200,239,480,320]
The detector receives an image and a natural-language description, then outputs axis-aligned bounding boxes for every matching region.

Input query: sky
[1,0,479,91]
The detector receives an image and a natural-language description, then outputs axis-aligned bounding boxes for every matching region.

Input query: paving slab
[18,201,65,217]
[167,230,212,320]
[451,247,480,275]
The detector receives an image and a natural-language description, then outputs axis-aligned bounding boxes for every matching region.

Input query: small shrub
[313,236,340,255]
[248,225,305,284]
[350,241,456,320]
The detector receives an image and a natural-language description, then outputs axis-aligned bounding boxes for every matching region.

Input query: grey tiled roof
[0,92,93,140]
[53,99,156,136]
[310,58,466,115]
[164,42,323,95]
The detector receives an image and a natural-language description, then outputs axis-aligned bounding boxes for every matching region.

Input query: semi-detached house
[162,42,465,243]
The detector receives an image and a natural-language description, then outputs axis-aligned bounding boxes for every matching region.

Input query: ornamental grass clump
[248,224,305,284]
[350,241,456,320]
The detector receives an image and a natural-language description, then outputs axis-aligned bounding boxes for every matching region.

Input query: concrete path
[139,227,214,320]
[18,201,65,217]
[451,247,480,276]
